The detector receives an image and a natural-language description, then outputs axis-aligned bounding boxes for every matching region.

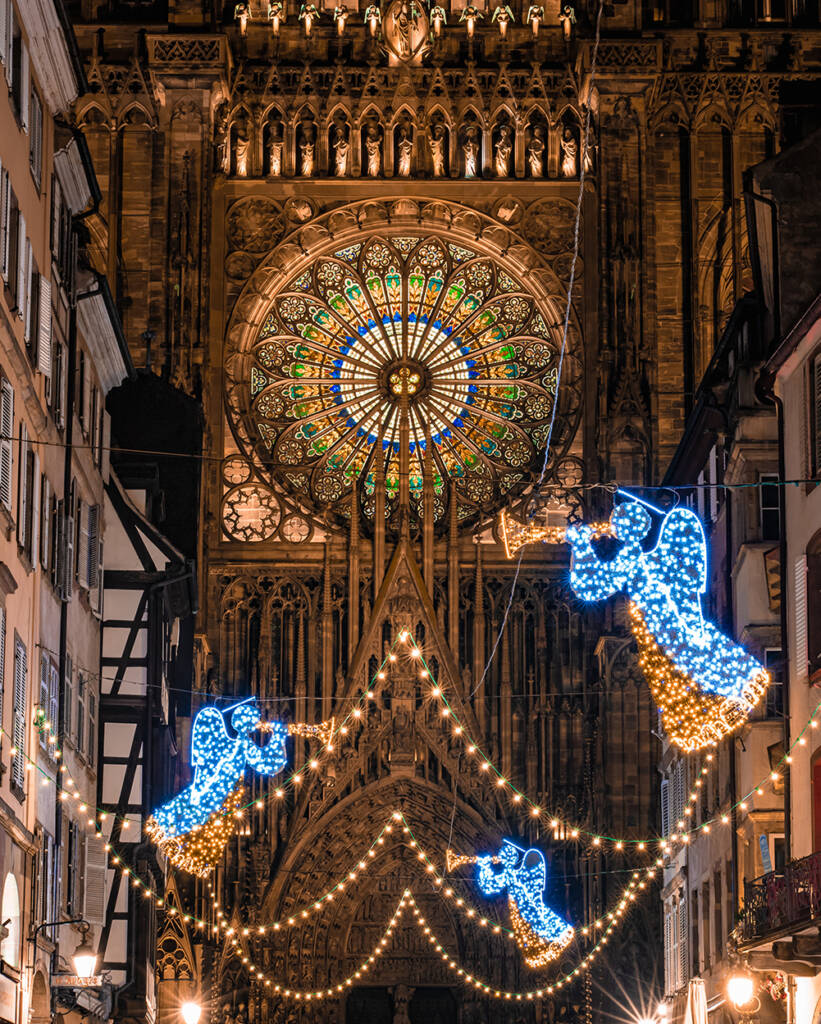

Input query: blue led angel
[447,841,573,968]
[565,496,769,751]
[147,699,333,876]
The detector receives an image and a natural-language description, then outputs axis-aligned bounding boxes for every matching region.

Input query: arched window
[1,873,21,968]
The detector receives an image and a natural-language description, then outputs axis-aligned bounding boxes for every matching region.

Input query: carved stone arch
[290,100,320,133]
[692,102,732,133]
[737,100,777,135]
[648,102,690,132]
[76,99,114,129]
[354,99,384,130]
[455,102,486,130]
[423,100,453,127]
[255,777,514,987]
[387,102,417,131]
[695,208,736,383]
[222,198,584,540]
[117,100,158,131]
[30,971,50,1024]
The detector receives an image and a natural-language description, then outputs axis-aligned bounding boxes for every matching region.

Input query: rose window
[235,233,578,531]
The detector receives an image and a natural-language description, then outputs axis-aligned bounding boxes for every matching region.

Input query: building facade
[55,2,821,1023]
[0,3,131,1024]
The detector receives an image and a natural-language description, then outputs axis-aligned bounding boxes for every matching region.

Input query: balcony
[739,851,821,946]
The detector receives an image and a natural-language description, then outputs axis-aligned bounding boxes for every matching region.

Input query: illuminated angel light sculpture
[500,494,769,751]
[448,841,573,968]
[146,699,333,876]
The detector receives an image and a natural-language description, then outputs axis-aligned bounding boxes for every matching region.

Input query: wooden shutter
[21,240,32,339]
[86,504,99,589]
[11,637,26,790]
[661,777,670,839]
[0,607,6,729]
[796,555,808,680]
[18,42,27,130]
[15,212,25,315]
[16,423,27,547]
[62,653,72,739]
[811,354,821,464]
[37,276,50,377]
[84,836,106,924]
[30,450,39,562]
[0,378,13,510]
[0,0,7,84]
[48,663,58,744]
[677,894,688,989]
[0,171,10,281]
[76,500,88,589]
[39,476,49,568]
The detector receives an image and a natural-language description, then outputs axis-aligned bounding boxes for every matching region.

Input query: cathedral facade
[69,1,821,1021]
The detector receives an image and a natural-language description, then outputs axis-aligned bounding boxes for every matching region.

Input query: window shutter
[814,357,821,475]
[62,653,72,739]
[37,276,50,377]
[15,213,25,316]
[39,476,49,568]
[0,171,10,282]
[0,607,6,729]
[796,555,808,680]
[22,240,32,339]
[661,777,670,838]
[16,423,27,547]
[19,42,27,130]
[0,378,13,510]
[11,637,26,790]
[84,836,106,924]
[86,504,99,590]
[48,663,58,744]
[0,0,7,82]
[58,494,74,602]
[76,500,89,589]
[678,894,688,989]
[30,450,39,562]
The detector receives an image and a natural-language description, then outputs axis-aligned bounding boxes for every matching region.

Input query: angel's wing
[190,707,232,769]
[652,508,707,596]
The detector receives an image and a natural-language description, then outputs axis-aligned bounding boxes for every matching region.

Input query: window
[62,653,72,739]
[87,689,96,766]
[765,649,784,716]
[713,869,723,958]
[812,353,821,477]
[17,423,37,562]
[0,607,5,731]
[812,753,821,851]
[11,636,26,792]
[661,776,670,838]
[76,672,85,754]
[7,194,20,307]
[691,889,699,977]
[39,474,49,569]
[38,654,57,757]
[24,253,38,355]
[0,873,20,969]
[38,653,48,750]
[50,338,64,427]
[0,170,10,281]
[760,474,780,541]
[65,819,82,915]
[37,833,56,935]
[809,533,821,677]
[0,377,13,511]
[50,176,72,287]
[28,87,41,186]
[78,351,87,434]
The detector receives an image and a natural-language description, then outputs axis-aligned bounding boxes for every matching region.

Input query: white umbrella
[684,978,708,1024]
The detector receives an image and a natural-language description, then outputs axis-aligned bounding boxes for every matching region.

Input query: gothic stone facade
[70,5,821,1023]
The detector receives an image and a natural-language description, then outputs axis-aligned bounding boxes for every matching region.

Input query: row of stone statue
[223,115,587,179]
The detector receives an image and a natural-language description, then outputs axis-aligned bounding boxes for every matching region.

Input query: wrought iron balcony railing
[739,851,821,945]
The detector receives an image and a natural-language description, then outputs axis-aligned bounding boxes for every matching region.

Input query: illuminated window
[0,873,20,969]
[244,235,574,528]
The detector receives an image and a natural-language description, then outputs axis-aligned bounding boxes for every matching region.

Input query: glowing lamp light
[181,1003,202,1024]
[72,939,98,979]
[728,974,755,1009]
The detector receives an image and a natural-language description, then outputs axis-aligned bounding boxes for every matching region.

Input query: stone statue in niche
[494,124,512,177]
[491,3,515,37]
[268,123,283,176]
[333,2,349,33]
[527,125,545,177]
[391,985,414,1024]
[332,124,349,176]
[560,126,578,177]
[526,2,544,35]
[234,0,249,34]
[234,114,251,177]
[365,125,382,176]
[428,124,446,177]
[390,0,420,58]
[430,3,446,34]
[396,126,413,177]
[459,4,483,36]
[364,3,381,34]
[299,124,316,176]
[462,126,480,179]
[582,127,594,173]
[559,2,576,41]
[214,102,230,174]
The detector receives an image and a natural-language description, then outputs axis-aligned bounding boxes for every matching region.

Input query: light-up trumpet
[446,849,500,872]
[283,717,336,747]
[498,508,611,559]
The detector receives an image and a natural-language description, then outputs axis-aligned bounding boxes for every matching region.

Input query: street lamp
[181,1002,202,1024]
[727,973,756,1010]
[71,933,98,980]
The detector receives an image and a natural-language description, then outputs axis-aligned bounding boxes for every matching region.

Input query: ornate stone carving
[226,198,285,253]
